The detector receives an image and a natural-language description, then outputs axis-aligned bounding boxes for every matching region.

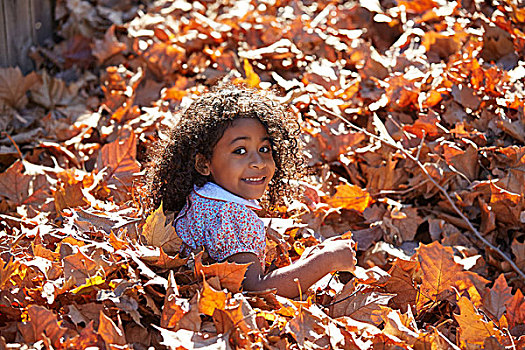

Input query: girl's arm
[227,238,356,298]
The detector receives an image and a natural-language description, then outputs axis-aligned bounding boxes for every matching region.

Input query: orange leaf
[455,297,503,347]
[141,202,182,254]
[96,128,141,191]
[18,305,67,348]
[194,252,250,293]
[243,59,261,88]
[161,271,189,329]
[98,311,127,346]
[198,277,229,316]
[325,184,372,212]
[417,241,464,307]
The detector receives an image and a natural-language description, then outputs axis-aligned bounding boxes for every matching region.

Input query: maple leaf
[161,271,190,329]
[325,184,372,213]
[482,274,513,321]
[417,241,465,307]
[96,128,141,201]
[194,251,250,293]
[329,284,394,325]
[455,296,503,348]
[385,259,418,312]
[0,160,51,207]
[505,288,525,329]
[93,24,127,63]
[63,250,99,285]
[98,311,127,346]
[141,202,182,254]
[18,305,67,348]
[198,277,229,316]
[0,67,38,109]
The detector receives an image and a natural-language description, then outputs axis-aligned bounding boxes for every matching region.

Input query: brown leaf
[442,143,479,181]
[505,288,525,329]
[417,241,465,307]
[141,202,182,254]
[18,305,67,348]
[385,259,418,312]
[0,160,51,207]
[92,25,127,63]
[63,250,99,285]
[511,238,525,272]
[194,252,250,293]
[482,274,513,321]
[330,284,394,325]
[455,296,503,348]
[98,311,126,346]
[0,67,38,109]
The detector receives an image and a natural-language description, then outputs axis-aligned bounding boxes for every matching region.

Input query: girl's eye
[259,145,271,153]
[233,148,246,155]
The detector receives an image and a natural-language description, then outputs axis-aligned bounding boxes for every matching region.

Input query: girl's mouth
[242,176,266,185]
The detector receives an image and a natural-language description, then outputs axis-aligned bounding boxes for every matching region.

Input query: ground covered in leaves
[1,0,525,349]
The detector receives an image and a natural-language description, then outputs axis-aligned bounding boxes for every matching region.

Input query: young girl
[146,85,356,298]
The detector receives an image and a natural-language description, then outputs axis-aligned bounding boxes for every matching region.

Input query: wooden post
[0,0,54,72]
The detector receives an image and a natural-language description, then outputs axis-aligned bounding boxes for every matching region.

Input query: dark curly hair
[145,84,305,213]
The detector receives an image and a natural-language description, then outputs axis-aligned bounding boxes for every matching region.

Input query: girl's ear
[195,153,211,176]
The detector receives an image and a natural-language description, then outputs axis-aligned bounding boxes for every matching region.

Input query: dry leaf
[141,202,182,254]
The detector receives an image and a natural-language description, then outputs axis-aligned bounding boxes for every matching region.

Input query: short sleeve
[206,202,266,263]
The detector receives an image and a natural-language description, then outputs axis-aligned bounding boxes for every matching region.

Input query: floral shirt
[174,182,266,265]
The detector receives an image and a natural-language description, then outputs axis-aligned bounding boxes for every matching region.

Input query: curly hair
[145,84,305,213]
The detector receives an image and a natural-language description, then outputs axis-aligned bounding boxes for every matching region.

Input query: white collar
[194,182,262,210]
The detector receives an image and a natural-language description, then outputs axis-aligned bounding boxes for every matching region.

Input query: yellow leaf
[243,59,260,88]
[142,202,182,254]
[72,275,105,294]
[325,184,372,212]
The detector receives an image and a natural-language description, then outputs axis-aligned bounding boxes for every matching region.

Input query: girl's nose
[250,152,265,168]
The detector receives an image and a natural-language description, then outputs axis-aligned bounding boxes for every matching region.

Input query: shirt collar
[194,182,262,210]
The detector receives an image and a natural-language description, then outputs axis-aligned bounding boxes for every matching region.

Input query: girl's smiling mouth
[242,176,266,184]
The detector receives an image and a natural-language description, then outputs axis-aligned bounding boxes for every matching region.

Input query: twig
[322,284,364,308]
[1,132,23,159]
[314,102,525,281]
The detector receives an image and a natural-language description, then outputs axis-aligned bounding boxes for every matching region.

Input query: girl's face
[196,118,276,200]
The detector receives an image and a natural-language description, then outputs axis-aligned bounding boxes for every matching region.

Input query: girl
[146,85,356,298]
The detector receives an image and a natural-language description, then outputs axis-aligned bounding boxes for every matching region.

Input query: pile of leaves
[0,0,524,348]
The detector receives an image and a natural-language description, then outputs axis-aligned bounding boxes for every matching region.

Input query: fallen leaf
[417,241,465,307]
[141,202,182,254]
[455,296,503,348]
[98,311,127,346]
[194,252,250,293]
[92,25,127,63]
[18,305,67,348]
[0,67,38,109]
[325,184,372,213]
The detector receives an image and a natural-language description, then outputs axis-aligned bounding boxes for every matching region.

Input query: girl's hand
[302,236,357,272]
